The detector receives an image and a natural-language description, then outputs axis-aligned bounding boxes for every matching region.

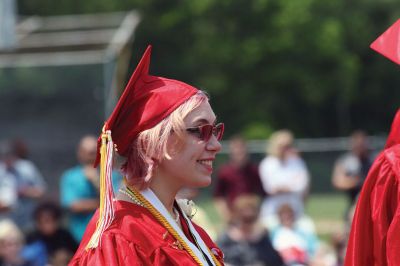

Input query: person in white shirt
[259,130,310,219]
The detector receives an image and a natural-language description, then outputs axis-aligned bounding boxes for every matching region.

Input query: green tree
[17,0,400,137]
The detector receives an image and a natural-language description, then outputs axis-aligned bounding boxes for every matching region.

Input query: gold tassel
[86,125,115,250]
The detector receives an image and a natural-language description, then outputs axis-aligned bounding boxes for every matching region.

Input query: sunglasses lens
[200,125,213,141]
[215,123,224,140]
[187,123,224,141]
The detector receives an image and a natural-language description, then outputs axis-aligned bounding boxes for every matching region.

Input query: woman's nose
[206,135,222,153]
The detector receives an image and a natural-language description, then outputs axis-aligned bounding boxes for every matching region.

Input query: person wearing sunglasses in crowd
[69,46,225,265]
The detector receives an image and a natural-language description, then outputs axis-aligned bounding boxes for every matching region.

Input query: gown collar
[140,188,216,266]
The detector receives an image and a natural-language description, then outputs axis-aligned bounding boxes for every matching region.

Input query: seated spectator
[0,219,44,266]
[0,140,46,231]
[60,135,122,242]
[26,201,78,265]
[259,130,310,219]
[271,204,319,266]
[217,194,284,266]
[261,208,316,237]
[214,135,265,224]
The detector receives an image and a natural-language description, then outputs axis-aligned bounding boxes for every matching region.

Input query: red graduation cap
[370,19,400,65]
[95,45,198,164]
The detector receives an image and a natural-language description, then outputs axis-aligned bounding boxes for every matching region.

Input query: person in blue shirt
[60,135,122,242]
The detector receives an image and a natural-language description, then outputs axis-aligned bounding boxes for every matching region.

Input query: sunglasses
[186,123,224,141]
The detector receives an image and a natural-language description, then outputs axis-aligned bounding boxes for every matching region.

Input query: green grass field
[198,193,348,237]
[305,193,348,239]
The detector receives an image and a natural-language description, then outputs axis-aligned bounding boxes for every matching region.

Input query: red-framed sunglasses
[186,123,224,141]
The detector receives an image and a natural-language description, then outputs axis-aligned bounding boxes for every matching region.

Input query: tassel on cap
[86,125,115,249]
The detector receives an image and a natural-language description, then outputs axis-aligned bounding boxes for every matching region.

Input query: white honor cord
[140,189,216,266]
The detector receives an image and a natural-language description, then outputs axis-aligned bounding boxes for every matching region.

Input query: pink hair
[121,91,208,189]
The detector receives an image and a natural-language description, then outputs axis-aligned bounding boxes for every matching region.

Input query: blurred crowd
[212,130,372,266]
[0,130,373,266]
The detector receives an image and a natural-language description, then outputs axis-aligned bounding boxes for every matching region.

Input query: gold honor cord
[125,186,221,266]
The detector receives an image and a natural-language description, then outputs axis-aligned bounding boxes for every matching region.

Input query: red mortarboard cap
[370,19,400,65]
[96,45,198,164]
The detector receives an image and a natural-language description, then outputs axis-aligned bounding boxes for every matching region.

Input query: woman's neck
[149,176,180,215]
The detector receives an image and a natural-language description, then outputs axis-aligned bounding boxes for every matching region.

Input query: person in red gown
[69,46,225,265]
[345,19,400,266]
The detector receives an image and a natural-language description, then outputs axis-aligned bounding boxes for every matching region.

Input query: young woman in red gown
[69,46,225,265]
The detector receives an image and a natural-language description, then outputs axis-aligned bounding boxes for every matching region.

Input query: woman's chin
[189,176,212,188]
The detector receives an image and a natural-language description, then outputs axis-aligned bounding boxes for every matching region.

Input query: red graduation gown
[69,200,224,265]
[345,110,400,266]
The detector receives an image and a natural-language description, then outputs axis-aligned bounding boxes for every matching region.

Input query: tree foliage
[18,0,400,138]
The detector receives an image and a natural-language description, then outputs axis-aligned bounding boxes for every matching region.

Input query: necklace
[118,188,145,207]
